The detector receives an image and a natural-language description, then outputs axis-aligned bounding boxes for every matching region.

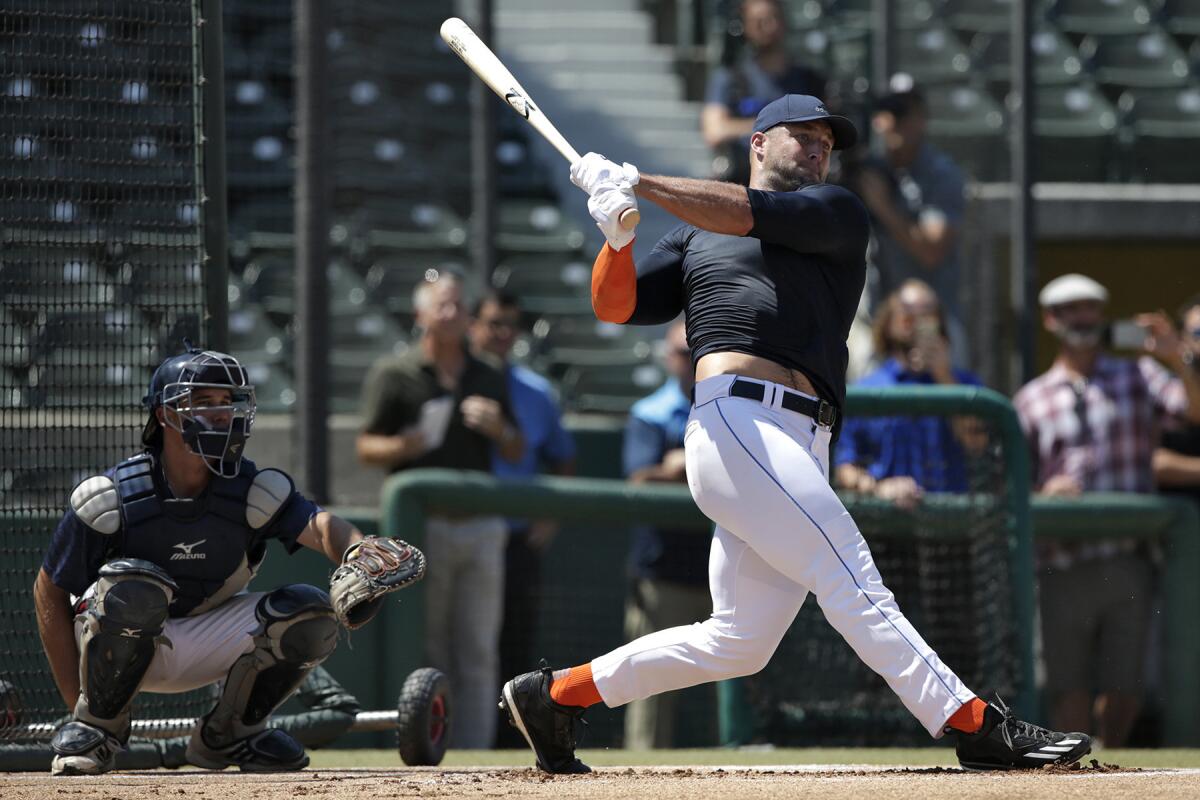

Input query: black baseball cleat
[950,696,1091,770]
[185,724,309,772]
[499,662,591,774]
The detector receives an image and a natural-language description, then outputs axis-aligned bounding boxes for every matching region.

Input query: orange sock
[548,663,603,709]
[946,697,988,734]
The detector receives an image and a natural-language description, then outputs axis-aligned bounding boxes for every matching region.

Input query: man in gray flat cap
[1014,273,1200,747]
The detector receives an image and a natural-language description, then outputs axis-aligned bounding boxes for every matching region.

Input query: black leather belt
[728,379,838,428]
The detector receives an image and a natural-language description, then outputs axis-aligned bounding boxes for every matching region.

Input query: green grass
[309,748,1200,770]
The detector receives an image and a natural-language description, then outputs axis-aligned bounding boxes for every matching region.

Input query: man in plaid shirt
[1015,273,1200,748]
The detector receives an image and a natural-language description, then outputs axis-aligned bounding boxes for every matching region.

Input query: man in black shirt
[357,270,522,749]
[498,95,1091,773]
[1155,294,1200,500]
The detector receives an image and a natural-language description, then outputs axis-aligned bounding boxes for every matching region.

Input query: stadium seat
[1080,30,1192,88]
[354,201,469,251]
[227,305,291,366]
[0,251,118,313]
[969,28,1086,86]
[561,361,666,414]
[1047,0,1156,34]
[894,24,974,86]
[922,84,1008,181]
[491,254,592,316]
[497,199,587,255]
[115,249,205,319]
[1160,0,1200,35]
[944,0,1018,34]
[1119,86,1200,181]
[364,250,468,318]
[1033,84,1121,181]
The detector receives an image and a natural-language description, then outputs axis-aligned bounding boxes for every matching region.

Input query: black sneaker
[499,662,591,774]
[950,696,1091,770]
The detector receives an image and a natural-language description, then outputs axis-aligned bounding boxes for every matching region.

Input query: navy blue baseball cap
[752,94,858,150]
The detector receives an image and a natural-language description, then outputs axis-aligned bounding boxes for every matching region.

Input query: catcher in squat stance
[33,346,424,775]
[499,94,1093,771]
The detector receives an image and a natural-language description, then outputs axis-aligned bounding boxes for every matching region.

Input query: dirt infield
[4,765,1200,800]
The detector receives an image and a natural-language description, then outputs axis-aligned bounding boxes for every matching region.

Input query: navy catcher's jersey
[43,453,320,616]
[627,183,869,409]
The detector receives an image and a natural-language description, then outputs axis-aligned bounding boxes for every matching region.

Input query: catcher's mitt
[330,536,426,630]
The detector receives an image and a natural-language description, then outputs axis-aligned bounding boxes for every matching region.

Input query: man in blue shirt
[855,85,969,367]
[469,290,575,747]
[836,280,985,509]
[622,319,711,749]
[701,0,827,185]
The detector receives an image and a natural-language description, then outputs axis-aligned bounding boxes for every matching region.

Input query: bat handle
[618,207,640,231]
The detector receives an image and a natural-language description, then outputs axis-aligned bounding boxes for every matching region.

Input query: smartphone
[1110,319,1146,350]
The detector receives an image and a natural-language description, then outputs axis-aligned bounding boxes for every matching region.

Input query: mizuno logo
[171,539,207,560]
[120,627,141,638]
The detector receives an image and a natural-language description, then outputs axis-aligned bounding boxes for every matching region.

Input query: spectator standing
[854,86,969,366]
[1153,294,1200,502]
[835,280,985,510]
[1014,274,1200,747]
[468,290,576,747]
[622,319,711,749]
[356,271,524,749]
[702,0,826,184]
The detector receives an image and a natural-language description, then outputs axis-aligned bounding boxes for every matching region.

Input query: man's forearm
[1154,447,1200,487]
[34,569,80,710]
[356,432,416,469]
[634,174,753,236]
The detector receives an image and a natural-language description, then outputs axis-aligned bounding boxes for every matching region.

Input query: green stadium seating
[895,24,974,86]
[491,254,593,316]
[1080,30,1192,88]
[1161,0,1200,35]
[1,251,118,313]
[969,28,1086,86]
[1120,86,1200,181]
[364,250,468,318]
[561,361,667,414]
[1033,84,1121,181]
[945,0,1018,34]
[497,199,588,255]
[1047,0,1156,35]
[923,84,1008,181]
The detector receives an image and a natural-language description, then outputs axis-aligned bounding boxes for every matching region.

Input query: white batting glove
[587,184,638,251]
[570,152,639,196]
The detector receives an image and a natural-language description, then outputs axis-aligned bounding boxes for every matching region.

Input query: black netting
[744,412,1020,746]
[1,0,212,742]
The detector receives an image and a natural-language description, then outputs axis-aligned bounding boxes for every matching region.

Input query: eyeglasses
[482,318,519,331]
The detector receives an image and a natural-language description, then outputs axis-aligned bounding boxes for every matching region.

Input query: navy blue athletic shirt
[626,183,869,409]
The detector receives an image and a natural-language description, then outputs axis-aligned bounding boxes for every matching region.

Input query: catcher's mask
[142,346,256,478]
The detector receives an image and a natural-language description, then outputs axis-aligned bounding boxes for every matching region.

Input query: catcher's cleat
[50,720,122,776]
[499,662,591,774]
[950,696,1091,770]
[185,723,309,772]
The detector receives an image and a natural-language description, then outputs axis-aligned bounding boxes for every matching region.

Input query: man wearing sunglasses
[1015,276,1200,748]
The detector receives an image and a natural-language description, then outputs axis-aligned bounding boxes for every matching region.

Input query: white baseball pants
[591,375,975,737]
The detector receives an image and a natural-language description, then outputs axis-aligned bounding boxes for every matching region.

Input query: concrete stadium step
[498,0,641,13]
[495,24,654,48]
[506,43,674,73]
[544,71,681,100]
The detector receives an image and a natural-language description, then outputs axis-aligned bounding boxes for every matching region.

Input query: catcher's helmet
[142,344,256,477]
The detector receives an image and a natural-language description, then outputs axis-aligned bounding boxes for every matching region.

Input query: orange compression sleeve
[591,241,637,324]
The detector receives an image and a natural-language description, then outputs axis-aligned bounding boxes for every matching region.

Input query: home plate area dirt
[4,763,1199,800]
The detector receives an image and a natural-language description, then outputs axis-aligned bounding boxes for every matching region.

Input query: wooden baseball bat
[439,16,640,231]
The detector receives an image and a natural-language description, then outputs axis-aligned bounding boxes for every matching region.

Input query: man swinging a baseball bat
[498,94,1093,773]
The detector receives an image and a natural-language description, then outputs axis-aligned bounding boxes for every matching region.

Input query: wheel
[396,667,450,766]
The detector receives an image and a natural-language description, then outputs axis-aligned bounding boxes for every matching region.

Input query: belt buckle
[816,401,836,428]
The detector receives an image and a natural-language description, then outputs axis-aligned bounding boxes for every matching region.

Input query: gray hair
[412,268,467,312]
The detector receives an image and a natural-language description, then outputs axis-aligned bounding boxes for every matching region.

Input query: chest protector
[112,454,279,617]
